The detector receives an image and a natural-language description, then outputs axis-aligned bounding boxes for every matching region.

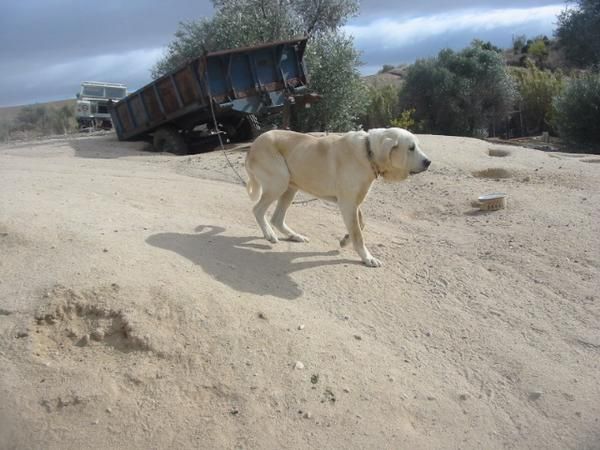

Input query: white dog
[244,128,431,267]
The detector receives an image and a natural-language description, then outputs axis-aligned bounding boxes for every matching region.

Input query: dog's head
[369,128,431,181]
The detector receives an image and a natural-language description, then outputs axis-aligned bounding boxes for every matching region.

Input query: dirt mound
[472,167,514,179]
[34,284,153,355]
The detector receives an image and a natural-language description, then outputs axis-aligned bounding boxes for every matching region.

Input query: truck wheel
[153,126,187,154]
[236,115,260,142]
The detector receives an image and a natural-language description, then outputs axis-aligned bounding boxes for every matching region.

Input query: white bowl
[477,193,507,211]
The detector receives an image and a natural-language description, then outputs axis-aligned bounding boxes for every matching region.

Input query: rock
[298,324,305,330]
[257,312,268,320]
[294,361,305,370]
[103,248,108,253]
[528,391,543,401]
[343,387,350,393]
[424,330,432,337]
[459,394,468,401]
[427,395,436,401]
[16,330,29,338]
[303,411,312,419]
[77,334,90,347]
[91,328,105,341]
[353,335,362,341]
[311,374,319,384]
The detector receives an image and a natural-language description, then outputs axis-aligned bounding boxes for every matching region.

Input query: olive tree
[555,0,600,68]
[400,41,517,136]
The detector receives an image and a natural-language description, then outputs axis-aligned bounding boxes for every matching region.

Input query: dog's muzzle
[410,159,431,174]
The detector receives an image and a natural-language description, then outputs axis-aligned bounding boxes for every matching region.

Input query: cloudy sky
[0,0,565,106]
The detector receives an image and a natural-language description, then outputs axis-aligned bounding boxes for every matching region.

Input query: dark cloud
[0,0,565,106]
[357,0,561,20]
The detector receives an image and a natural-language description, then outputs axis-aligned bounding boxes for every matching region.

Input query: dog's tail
[245,159,262,202]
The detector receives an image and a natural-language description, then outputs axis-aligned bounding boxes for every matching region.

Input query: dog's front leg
[340,207,365,248]
[339,201,381,267]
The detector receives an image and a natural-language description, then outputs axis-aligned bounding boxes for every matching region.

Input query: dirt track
[0,133,599,449]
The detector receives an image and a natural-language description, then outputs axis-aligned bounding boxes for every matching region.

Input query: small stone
[92,420,99,425]
[16,330,29,338]
[310,374,319,384]
[230,408,239,415]
[459,394,468,401]
[91,328,105,341]
[303,411,312,419]
[424,330,432,337]
[257,312,268,320]
[353,335,362,340]
[298,324,305,330]
[343,387,350,393]
[106,408,112,414]
[103,248,108,253]
[77,334,90,347]
[528,391,543,401]
[427,395,436,401]
[294,361,305,370]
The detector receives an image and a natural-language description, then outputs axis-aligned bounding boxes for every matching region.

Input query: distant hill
[362,65,408,88]
[0,99,76,123]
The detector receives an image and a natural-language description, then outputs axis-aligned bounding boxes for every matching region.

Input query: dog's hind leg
[340,207,365,248]
[271,187,309,242]
[251,157,290,244]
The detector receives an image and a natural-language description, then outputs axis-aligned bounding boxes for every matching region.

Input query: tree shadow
[146,225,359,300]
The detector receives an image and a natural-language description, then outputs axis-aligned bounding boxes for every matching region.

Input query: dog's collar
[366,134,382,178]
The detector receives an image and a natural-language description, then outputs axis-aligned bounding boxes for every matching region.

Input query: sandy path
[0,133,599,449]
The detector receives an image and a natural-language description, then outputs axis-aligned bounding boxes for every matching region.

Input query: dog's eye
[409,143,415,151]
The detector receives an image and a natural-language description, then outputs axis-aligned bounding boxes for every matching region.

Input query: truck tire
[153,126,188,154]
[235,114,260,142]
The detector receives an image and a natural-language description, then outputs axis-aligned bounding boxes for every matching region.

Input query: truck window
[82,85,105,97]
[105,87,126,99]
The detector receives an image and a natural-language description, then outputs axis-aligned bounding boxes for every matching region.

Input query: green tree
[511,62,564,134]
[152,0,363,131]
[295,31,367,131]
[528,39,549,67]
[362,84,401,129]
[555,0,600,67]
[553,73,600,145]
[400,41,517,136]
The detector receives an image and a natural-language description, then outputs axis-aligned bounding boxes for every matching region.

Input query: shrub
[553,73,600,145]
[362,84,401,129]
[511,63,564,134]
[400,41,517,136]
[390,109,421,132]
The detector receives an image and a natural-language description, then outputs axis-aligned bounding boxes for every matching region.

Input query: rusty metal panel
[174,67,199,105]
[116,102,132,133]
[129,95,146,126]
[142,88,163,122]
[156,78,179,114]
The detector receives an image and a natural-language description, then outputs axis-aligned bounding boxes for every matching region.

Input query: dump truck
[110,37,319,153]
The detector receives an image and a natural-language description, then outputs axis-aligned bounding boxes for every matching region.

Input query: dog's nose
[424,159,431,168]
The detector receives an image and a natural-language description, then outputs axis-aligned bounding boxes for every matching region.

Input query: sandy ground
[0,132,599,450]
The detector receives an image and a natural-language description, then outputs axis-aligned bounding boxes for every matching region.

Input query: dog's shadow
[146,225,358,300]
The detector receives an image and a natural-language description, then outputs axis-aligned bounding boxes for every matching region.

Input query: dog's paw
[288,234,309,243]
[363,256,382,268]
[265,234,279,244]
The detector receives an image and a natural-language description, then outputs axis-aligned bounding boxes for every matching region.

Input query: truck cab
[76,81,127,129]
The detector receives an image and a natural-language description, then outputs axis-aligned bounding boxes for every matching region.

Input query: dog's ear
[381,137,397,157]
